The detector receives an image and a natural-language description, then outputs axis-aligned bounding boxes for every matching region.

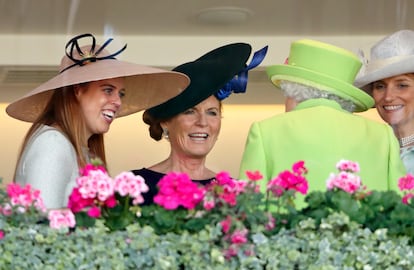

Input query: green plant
[2,159,414,267]
[290,162,414,243]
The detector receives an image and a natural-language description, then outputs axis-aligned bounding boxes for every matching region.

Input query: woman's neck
[149,155,215,180]
[393,125,414,147]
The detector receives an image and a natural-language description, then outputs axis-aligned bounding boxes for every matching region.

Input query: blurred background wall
[1,0,410,185]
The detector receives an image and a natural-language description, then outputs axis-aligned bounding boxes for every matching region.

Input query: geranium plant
[297,160,414,242]
[0,178,46,227]
[2,157,414,263]
[67,158,149,231]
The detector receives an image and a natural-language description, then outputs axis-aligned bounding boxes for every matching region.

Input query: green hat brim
[267,64,374,112]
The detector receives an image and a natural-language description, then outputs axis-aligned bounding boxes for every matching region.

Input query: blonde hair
[15,84,107,177]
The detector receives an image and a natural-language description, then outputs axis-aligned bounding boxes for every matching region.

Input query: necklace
[399,134,414,147]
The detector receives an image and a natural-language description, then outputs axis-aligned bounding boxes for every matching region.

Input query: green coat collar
[294,98,347,112]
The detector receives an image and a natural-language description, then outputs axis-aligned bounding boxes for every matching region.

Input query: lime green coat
[239,99,406,207]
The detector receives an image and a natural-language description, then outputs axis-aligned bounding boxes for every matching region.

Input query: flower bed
[1,160,414,269]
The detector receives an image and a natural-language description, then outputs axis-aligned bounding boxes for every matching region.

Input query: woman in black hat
[131,43,267,205]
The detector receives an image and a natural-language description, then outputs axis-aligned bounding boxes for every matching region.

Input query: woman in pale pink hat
[6,33,189,209]
[355,29,414,174]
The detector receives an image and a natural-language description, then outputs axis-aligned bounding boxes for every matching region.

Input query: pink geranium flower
[77,169,114,202]
[245,170,263,181]
[267,161,309,197]
[326,171,361,194]
[48,209,76,229]
[326,160,363,194]
[5,183,46,213]
[67,188,95,213]
[113,172,149,205]
[87,206,102,218]
[220,215,232,234]
[79,163,107,176]
[336,160,360,173]
[402,193,414,205]
[203,196,215,210]
[398,174,414,191]
[154,172,205,210]
[230,228,248,244]
[66,161,152,231]
[208,172,246,206]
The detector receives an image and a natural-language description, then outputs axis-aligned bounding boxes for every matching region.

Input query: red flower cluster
[267,161,308,197]
[398,174,414,204]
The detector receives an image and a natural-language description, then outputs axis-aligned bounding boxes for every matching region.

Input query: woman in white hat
[355,29,414,174]
[6,33,189,209]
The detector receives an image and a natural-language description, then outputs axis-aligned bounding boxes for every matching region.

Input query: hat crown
[60,44,110,72]
[147,43,253,119]
[370,29,414,60]
[288,39,361,85]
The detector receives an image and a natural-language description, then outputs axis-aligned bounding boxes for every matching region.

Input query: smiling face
[162,95,222,159]
[372,74,414,131]
[75,77,126,138]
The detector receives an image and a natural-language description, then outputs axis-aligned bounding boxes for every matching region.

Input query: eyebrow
[99,83,126,91]
[375,77,411,84]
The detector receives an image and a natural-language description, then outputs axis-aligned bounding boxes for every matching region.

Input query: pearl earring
[162,128,169,140]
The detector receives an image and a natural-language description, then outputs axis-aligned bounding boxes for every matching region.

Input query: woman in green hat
[239,39,406,209]
[131,43,267,205]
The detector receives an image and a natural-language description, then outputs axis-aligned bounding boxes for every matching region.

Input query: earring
[162,128,169,140]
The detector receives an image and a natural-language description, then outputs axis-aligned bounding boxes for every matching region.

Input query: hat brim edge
[267,64,374,112]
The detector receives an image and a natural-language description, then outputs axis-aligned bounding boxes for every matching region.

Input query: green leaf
[74,212,96,228]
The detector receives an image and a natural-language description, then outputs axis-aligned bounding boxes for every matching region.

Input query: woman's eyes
[118,91,126,98]
[373,82,411,90]
[104,88,125,98]
[207,110,218,116]
[183,109,195,115]
[397,83,409,88]
[372,83,385,90]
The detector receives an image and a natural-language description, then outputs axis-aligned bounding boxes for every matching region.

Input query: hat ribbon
[363,54,414,74]
[215,45,268,100]
[60,33,127,73]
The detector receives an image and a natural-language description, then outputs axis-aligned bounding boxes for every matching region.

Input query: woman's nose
[383,87,395,101]
[196,114,207,126]
[112,94,122,108]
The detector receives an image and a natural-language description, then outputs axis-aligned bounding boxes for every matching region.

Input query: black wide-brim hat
[146,43,252,119]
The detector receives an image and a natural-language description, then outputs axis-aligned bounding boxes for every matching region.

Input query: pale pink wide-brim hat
[6,33,190,122]
[354,29,414,93]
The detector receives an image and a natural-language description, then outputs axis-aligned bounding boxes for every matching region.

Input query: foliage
[290,164,414,243]
[1,159,414,268]
[1,213,414,269]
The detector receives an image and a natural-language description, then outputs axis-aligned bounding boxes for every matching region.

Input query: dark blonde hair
[15,84,107,177]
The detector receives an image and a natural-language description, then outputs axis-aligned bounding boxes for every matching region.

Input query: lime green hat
[266,39,374,112]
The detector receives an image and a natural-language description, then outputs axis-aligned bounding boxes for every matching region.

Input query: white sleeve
[15,129,79,209]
